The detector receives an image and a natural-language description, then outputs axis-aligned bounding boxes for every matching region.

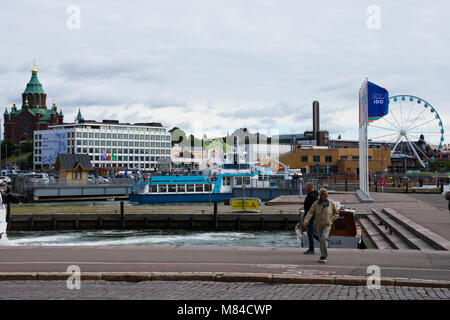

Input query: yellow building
[54,154,94,181]
[280,147,391,175]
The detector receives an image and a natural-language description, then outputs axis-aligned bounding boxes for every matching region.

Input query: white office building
[33,119,171,170]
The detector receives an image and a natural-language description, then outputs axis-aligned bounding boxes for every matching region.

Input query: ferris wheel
[367,95,445,168]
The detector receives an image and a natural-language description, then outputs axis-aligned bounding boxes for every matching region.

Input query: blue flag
[367,81,389,122]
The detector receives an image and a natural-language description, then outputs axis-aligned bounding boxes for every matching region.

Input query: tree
[1,140,16,160]
[19,139,33,153]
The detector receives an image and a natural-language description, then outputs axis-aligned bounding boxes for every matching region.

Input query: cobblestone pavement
[0,281,449,300]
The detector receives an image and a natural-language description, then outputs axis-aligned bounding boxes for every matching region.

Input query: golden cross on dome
[31,59,37,72]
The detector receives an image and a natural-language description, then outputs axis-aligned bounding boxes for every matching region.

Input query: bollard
[120,201,125,228]
[6,202,11,231]
[406,181,408,193]
[345,178,348,191]
[213,201,218,231]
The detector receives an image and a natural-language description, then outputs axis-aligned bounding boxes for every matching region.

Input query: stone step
[364,213,410,250]
[372,209,434,250]
[382,208,450,251]
[358,217,392,249]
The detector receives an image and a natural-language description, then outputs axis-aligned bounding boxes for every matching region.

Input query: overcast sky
[1,0,449,141]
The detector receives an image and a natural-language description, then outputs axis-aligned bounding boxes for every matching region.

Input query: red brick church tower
[3,64,64,145]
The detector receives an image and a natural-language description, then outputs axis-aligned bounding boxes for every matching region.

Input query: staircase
[358,208,449,251]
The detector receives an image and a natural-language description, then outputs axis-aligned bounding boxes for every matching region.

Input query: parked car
[87,176,110,184]
[23,173,50,184]
[0,176,12,184]
[98,176,110,184]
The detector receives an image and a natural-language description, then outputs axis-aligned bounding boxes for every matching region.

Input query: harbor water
[3,229,300,247]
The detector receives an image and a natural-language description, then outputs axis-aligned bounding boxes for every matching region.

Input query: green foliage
[17,152,33,170]
[1,140,16,159]
[19,140,33,153]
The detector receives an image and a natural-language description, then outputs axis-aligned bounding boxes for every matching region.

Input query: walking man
[302,188,339,263]
[302,182,319,254]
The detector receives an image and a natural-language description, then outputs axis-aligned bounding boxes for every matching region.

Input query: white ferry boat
[0,193,7,240]
[129,163,296,203]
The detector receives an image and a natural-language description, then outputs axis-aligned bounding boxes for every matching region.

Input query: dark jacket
[302,190,319,220]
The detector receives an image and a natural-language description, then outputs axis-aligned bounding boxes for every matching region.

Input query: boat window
[150,185,157,193]
[168,185,176,192]
[235,177,242,185]
[159,185,167,192]
[187,184,194,192]
[243,177,250,185]
[177,185,186,192]
[223,177,231,186]
[334,216,346,231]
[204,184,211,192]
[195,184,203,192]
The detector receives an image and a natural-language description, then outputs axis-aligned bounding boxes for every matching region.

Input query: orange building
[280,147,391,175]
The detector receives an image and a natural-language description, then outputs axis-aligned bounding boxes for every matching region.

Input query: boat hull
[298,235,361,249]
[129,193,233,203]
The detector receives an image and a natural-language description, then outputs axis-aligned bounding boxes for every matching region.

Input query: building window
[352,156,359,160]
[301,155,308,162]
[313,156,320,162]
[325,156,332,162]
[340,156,348,160]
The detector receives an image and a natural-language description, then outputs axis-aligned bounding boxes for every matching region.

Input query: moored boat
[129,163,294,203]
[296,204,362,248]
[0,194,7,240]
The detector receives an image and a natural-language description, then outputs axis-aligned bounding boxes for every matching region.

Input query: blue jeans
[306,216,320,251]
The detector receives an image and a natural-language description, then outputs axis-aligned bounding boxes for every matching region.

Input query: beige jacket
[303,199,339,228]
